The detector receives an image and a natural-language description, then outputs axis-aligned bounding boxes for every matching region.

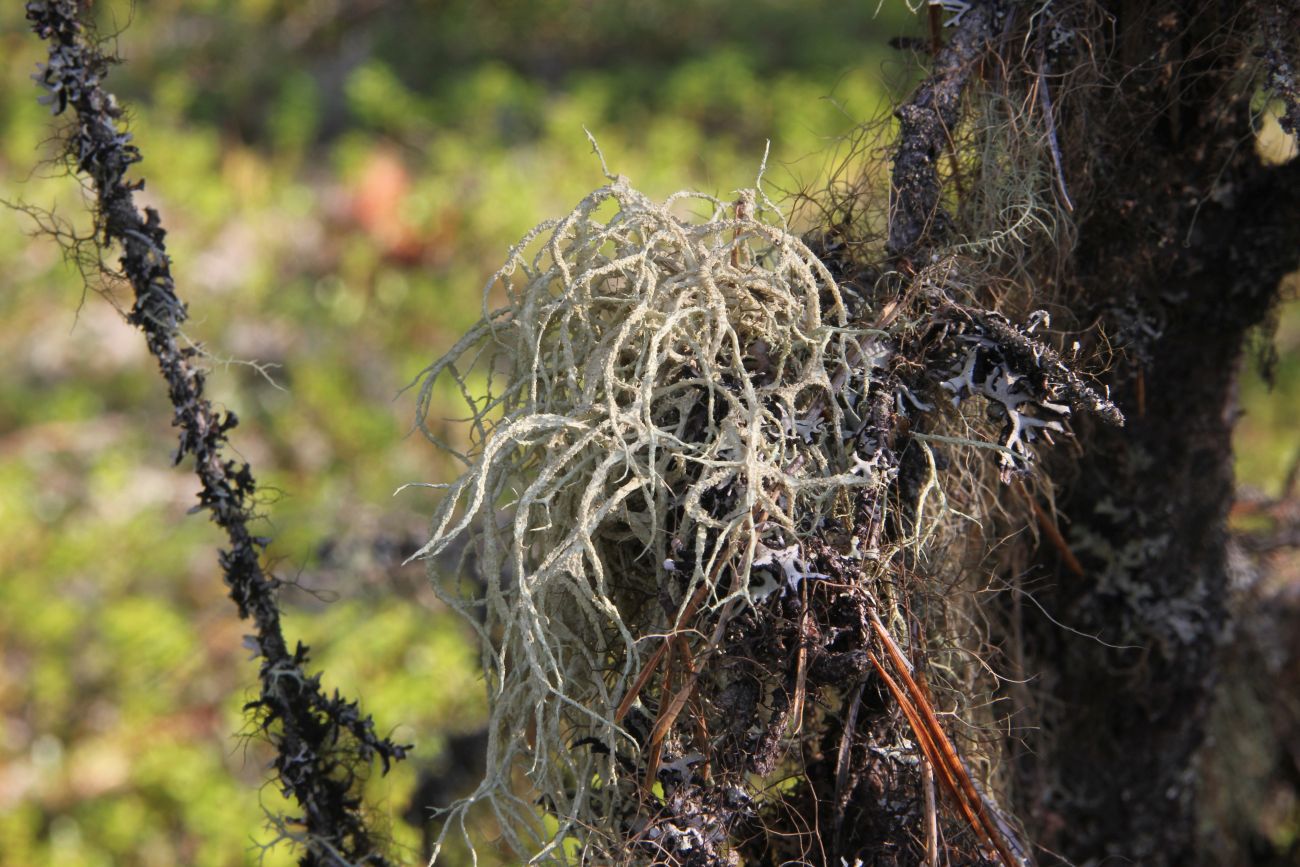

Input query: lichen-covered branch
[941,302,1124,427]
[26,3,408,864]
[888,0,1003,256]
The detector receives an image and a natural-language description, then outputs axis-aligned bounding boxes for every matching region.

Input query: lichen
[411,174,896,861]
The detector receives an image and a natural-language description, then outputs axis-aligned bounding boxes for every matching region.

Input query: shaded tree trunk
[1006,2,1300,862]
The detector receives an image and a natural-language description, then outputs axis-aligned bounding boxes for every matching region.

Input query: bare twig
[1036,50,1074,213]
[1017,482,1085,578]
[868,614,1021,867]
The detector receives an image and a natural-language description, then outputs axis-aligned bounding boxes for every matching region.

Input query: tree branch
[25,3,409,864]
[888,0,1003,257]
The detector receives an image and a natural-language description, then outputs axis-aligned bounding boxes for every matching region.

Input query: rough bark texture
[1263,1,1300,135]
[1011,3,1300,862]
[888,1,1004,256]
[879,1,1300,863]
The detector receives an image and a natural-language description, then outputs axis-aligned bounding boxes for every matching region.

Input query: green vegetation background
[0,2,1294,865]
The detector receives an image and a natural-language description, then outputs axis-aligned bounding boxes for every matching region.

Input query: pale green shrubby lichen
[411,175,892,862]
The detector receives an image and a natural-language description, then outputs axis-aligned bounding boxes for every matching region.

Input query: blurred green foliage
[0,2,1295,865]
[1237,276,1300,496]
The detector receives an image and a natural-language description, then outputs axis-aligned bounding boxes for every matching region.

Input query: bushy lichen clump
[411,174,898,859]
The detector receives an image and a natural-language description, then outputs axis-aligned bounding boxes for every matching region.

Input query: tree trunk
[1007,2,1300,862]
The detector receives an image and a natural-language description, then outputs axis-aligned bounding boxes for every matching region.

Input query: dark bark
[1026,160,1300,862]
[1011,3,1300,862]
[879,1,1300,862]
[889,1,1004,257]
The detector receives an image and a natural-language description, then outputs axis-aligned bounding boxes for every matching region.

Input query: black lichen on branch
[940,302,1124,427]
[26,3,409,865]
